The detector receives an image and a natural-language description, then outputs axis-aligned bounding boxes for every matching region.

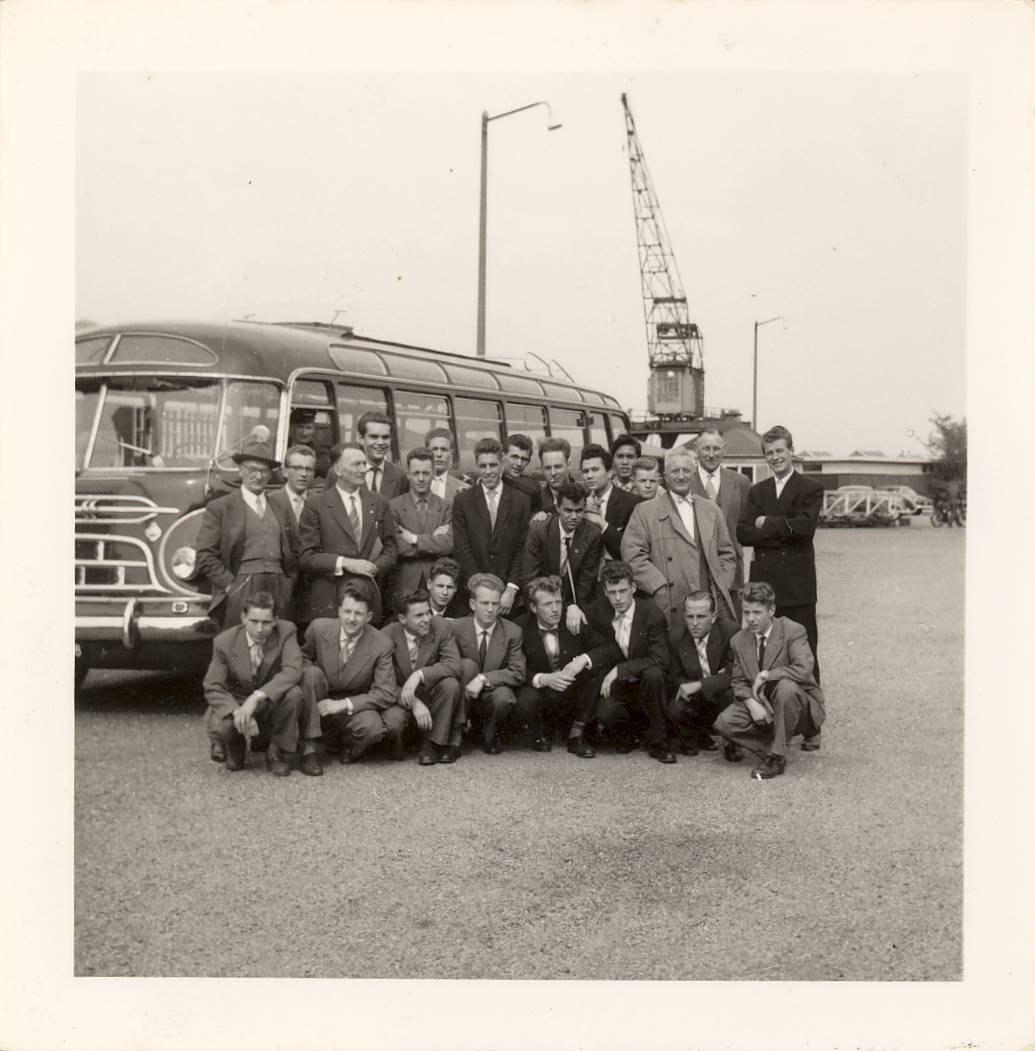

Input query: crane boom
[621,93,704,418]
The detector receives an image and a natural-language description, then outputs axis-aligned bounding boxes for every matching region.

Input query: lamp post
[752,315,785,430]
[477,101,561,357]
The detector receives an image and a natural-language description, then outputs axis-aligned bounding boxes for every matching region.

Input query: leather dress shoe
[438,745,461,764]
[751,753,787,780]
[210,740,227,763]
[648,743,677,764]
[531,735,552,752]
[299,751,323,777]
[722,739,743,763]
[614,736,636,754]
[225,740,246,771]
[566,735,595,758]
[801,733,822,752]
[674,737,698,757]
[266,745,291,777]
[483,734,503,755]
[418,744,438,766]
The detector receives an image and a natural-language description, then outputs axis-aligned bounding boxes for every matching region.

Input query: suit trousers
[413,676,462,748]
[597,665,668,746]
[515,672,597,740]
[775,603,820,684]
[459,658,516,745]
[664,687,734,743]
[713,679,810,759]
[207,688,303,753]
[301,665,406,757]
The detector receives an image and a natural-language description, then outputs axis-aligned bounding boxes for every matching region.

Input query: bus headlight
[171,547,197,579]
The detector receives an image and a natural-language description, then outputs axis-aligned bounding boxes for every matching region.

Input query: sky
[77,71,966,456]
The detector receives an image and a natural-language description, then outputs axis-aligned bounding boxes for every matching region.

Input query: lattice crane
[621,93,704,418]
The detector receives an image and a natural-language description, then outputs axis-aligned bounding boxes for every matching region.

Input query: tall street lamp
[477,101,561,357]
[753,315,786,430]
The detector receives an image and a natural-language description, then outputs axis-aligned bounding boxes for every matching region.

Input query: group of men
[198,413,827,782]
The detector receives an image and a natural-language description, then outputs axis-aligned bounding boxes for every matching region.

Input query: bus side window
[504,402,547,449]
[337,383,389,445]
[454,397,503,471]
[393,390,452,461]
[587,411,608,450]
[548,407,586,464]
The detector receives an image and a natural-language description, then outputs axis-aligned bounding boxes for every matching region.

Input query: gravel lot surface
[75,520,963,979]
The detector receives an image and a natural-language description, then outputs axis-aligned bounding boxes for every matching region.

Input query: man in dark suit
[502,432,542,511]
[580,443,642,561]
[737,424,824,691]
[387,448,452,613]
[300,581,404,763]
[690,428,752,613]
[451,437,532,617]
[427,557,468,620]
[715,581,827,780]
[323,411,409,498]
[521,481,602,635]
[299,441,398,625]
[665,590,740,759]
[195,436,296,628]
[381,589,463,765]
[592,561,675,763]
[533,436,573,519]
[517,575,614,758]
[203,590,321,776]
[268,443,319,635]
[453,573,526,755]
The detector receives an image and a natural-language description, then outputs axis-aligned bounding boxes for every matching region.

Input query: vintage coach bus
[75,319,631,686]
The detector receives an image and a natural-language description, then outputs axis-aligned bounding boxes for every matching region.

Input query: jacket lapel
[257,628,280,681]
[660,492,695,547]
[328,486,359,549]
[486,621,506,670]
[763,620,783,671]
[626,601,648,658]
[233,627,255,686]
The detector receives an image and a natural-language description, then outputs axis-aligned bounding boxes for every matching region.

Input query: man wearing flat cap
[289,408,331,479]
[195,435,298,630]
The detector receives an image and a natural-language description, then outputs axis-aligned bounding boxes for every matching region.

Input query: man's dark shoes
[751,753,786,780]
[674,736,698,757]
[801,733,822,752]
[614,736,636,754]
[299,751,323,777]
[566,735,595,758]
[648,743,677,764]
[531,735,552,752]
[266,744,291,777]
[210,740,227,763]
[483,734,504,755]
[225,740,246,771]
[722,739,743,763]
[418,744,438,766]
[438,745,461,764]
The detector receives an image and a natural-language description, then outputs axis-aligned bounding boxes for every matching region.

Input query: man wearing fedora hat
[195,435,298,630]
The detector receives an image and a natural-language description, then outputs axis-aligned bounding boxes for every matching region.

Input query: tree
[925,413,967,486]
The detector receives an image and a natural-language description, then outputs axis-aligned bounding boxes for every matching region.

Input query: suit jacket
[451,483,532,591]
[620,492,737,628]
[690,467,752,589]
[590,598,670,685]
[195,489,296,615]
[590,485,642,561]
[521,516,602,608]
[452,615,526,688]
[324,459,410,500]
[387,490,453,607]
[298,485,398,621]
[737,471,823,607]
[431,472,469,506]
[503,474,542,513]
[521,616,614,685]
[730,616,826,731]
[203,620,302,718]
[668,616,739,700]
[381,616,462,688]
[301,619,398,713]
[267,487,309,604]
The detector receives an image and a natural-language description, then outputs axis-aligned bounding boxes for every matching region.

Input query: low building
[797,450,933,494]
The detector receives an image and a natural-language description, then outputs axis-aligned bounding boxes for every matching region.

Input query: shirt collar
[481,481,501,496]
[598,482,613,501]
[337,482,360,501]
[403,629,421,648]
[340,625,362,647]
[613,604,635,624]
[536,621,557,634]
[698,466,719,483]
[245,631,263,649]
[240,487,263,513]
[755,625,773,642]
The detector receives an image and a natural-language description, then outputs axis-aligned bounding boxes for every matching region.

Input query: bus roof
[75,319,624,410]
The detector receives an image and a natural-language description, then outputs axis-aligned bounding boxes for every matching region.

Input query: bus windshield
[76,376,281,470]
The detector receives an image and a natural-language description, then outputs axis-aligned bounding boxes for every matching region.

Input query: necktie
[408,636,419,668]
[340,635,355,672]
[486,487,498,528]
[757,634,766,670]
[368,466,381,492]
[478,630,488,668]
[347,495,361,540]
[706,473,718,500]
[254,493,267,517]
[614,616,629,657]
[541,629,559,670]
[292,495,303,521]
[560,534,571,573]
[695,637,710,676]
[251,642,263,677]
[416,498,428,532]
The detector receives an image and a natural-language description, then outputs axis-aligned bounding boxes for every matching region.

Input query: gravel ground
[74,519,964,979]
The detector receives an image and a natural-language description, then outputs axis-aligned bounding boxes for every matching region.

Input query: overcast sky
[77,71,965,455]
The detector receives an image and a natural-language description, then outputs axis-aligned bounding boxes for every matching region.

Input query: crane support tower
[621,93,704,419]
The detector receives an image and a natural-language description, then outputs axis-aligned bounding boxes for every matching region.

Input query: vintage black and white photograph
[3,2,1034,1050]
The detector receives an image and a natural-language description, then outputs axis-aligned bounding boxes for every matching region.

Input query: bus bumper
[76,596,218,649]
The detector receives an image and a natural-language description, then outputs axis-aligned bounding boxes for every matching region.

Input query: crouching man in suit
[203,590,322,777]
[301,581,404,764]
[592,561,675,763]
[517,575,613,758]
[714,581,827,780]
[382,589,463,766]
[453,573,526,755]
[665,590,741,760]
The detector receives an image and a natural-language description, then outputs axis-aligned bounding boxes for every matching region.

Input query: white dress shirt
[240,486,267,516]
[612,604,635,658]
[773,470,794,499]
[698,466,721,499]
[430,473,447,501]
[672,493,696,541]
[285,487,305,521]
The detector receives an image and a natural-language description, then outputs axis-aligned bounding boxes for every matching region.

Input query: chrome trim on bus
[154,506,208,595]
[82,380,106,470]
[76,610,217,645]
[121,597,139,648]
[101,332,122,365]
[75,495,181,524]
[75,532,169,594]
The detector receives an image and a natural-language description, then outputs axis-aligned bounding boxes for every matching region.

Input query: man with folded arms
[300,581,404,764]
[382,588,463,766]
[203,591,322,777]
[453,573,526,756]
[517,575,613,758]
[715,581,827,780]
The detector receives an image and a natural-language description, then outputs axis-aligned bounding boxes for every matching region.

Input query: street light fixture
[752,315,786,430]
[477,101,562,357]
